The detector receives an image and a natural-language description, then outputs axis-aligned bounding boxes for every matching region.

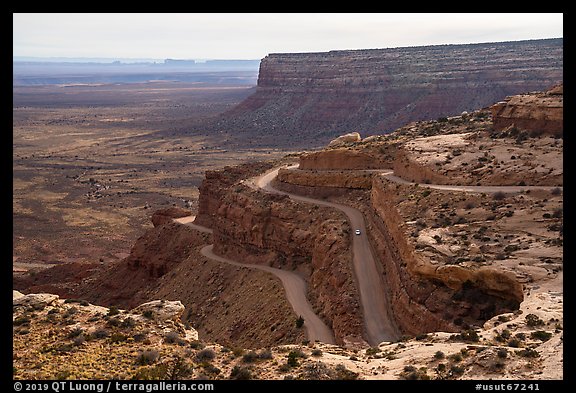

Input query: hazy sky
[13,13,563,60]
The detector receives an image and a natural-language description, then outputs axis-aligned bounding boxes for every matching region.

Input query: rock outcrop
[277,168,374,190]
[491,84,563,137]
[13,292,200,379]
[13,292,60,310]
[328,132,361,147]
[130,300,186,323]
[151,207,192,227]
[299,145,396,170]
[217,38,562,147]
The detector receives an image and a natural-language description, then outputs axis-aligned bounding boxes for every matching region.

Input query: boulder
[328,132,361,147]
[130,300,185,322]
[13,290,25,300]
[13,293,59,310]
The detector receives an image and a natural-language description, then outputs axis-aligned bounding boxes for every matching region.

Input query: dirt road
[176,215,335,344]
[256,166,401,345]
[381,171,562,194]
[199,245,335,344]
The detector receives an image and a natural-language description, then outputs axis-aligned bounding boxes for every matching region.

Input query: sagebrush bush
[230,365,252,380]
[195,348,216,362]
[136,349,160,366]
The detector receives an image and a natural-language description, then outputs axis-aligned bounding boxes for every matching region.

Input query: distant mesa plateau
[13,39,562,380]
[215,38,562,147]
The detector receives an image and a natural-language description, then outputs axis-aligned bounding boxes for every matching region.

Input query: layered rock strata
[276,168,374,190]
[299,145,396,170]
[491,84,563,137]
[219,39,562,146]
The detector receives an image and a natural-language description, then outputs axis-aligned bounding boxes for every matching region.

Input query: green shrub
[242,351,259,363]
[518,348,539,358]
[91,329,109,339]
[530,331,552,341]
[106,317,121,327]
[334,364,359,380]
[495,329,511,342]
[201,363,221,376]
[121,317,136,329]
[164,331,182,345]
[449,353,463,362]
[287,350,306,368]
[507,338,522,348]
[258,349,273,360]
[67,327,84,339]
[459,329,480,342]
[525,314,545,327]
[401,365,430,380]
[107,306,120,317]
[366,347,380,356]
[449,365,465,376]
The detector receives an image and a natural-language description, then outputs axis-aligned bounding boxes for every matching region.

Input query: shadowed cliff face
[217,39,562,148]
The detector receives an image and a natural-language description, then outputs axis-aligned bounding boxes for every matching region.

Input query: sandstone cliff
[216,39,562,147]
[276,168,373,190]
[299,143,396,170]
[491,84,563,137]
[365,176,523,335]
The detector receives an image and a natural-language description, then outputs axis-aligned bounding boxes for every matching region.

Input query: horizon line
[14,37,563,64]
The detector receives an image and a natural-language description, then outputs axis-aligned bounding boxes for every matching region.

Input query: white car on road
[355,229,361,235]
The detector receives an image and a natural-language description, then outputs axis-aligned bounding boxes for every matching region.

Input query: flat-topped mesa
[222,39,562,146]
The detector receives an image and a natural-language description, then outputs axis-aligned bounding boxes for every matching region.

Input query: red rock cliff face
[491,84,563,137]
[219,39,562,147]
[196,164,364,344]
[365,176,522,334]
[299,146,395,170]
